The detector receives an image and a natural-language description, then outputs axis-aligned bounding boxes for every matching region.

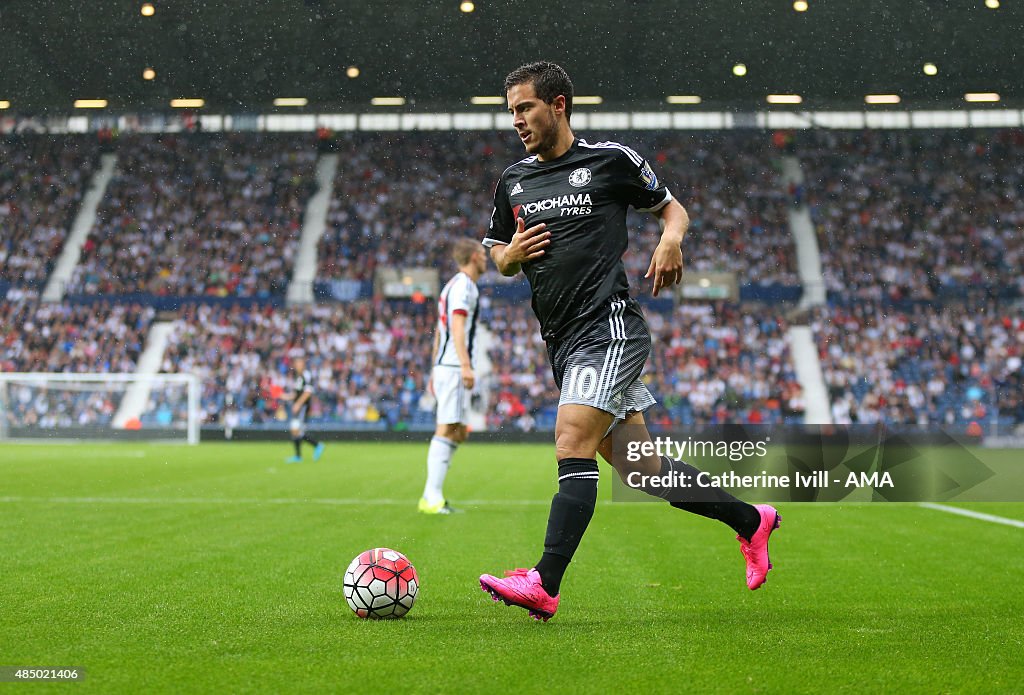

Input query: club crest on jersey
[568,167,592,188]
[639,161,659,191]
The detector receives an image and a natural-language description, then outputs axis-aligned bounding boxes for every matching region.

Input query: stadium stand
[64,134,316,298]
[3,128,1022,433]
[0,135,97,288]
[800,129,1024,428]
[154,298,802,431]
[317,132,519,284]
[645,301,803,427]
[800,129,1024,302]
[161,301,433,428]
[483,303,559,431]
[813,302,1024,428]
[0,290,154,373]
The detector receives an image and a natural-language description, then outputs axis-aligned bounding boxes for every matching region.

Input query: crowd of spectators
[66,134,316,297]
[161,301,433,428]
[645,301,803,426]
[622,133,799,288]
[813,301,1024,428]
[155,297,800,431]
[2,130,799,297]
[483,303,559,431]
[318,132,517,282]
[800,129,1024,302]
[0,135,97,287]
[0,288,154,373]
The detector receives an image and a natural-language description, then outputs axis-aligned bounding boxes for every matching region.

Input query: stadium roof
[1,0,1021,114]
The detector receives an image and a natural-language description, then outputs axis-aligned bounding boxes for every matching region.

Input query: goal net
[0,373,200,444]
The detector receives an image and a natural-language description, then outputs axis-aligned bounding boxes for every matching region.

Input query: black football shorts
[547,293,657,420]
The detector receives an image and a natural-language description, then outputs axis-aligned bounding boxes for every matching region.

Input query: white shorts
[432,366,469,425]
[289,418,305,436]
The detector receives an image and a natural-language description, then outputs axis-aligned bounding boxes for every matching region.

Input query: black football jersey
[292,370,313,416]
[483,138,671,341]
[293,370,313,399]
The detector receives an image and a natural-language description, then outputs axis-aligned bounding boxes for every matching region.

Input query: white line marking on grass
[2,449,148,458]
[2,440,162,449]
[919,502,1024,529]
[0,496,549,507]
[73,450,148,458]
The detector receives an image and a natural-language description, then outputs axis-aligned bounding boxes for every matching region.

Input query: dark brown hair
[504,61,574,123]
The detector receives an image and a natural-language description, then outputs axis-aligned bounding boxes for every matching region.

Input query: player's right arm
[483,174,550,276]
[430,322,441,364]
[489,218,550,276]
[292,383,312,414]
[292,390,311,414]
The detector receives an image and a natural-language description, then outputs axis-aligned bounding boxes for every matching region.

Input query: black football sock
[303,435,319,447]
[534,458,599,596]
[534,553,569,595]
[293,439,302,457]
[641,456,761,540]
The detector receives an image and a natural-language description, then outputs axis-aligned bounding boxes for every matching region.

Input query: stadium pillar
[780,156,827,309]
[42,153,118,302]
[287,153,339,306]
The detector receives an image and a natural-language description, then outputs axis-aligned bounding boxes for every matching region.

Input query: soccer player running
[285,356,325,464]
[478,62,780,620]
[419,239,487,514]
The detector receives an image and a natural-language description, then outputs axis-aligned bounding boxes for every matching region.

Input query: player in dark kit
[285,356,325,464]
[478,62,781,620]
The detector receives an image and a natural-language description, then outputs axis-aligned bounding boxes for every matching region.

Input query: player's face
[472,248,488,274]
[294,358,305,373]
[507,82,561,156]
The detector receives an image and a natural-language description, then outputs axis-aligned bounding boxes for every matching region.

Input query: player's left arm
[645,199,690,297]
[616,148,689,297]
[449,312,475,389]
[427,327,440,395]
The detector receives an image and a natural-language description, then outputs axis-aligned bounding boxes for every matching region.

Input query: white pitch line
[0,449,148,457]
[0,496,549,507]
[919,502,1024,529]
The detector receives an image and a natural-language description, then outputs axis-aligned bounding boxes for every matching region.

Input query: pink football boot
[738,504,781,590]
[479,568,559,621]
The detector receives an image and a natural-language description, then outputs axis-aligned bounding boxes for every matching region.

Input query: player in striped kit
[419,238,488,515]
[478,62,780,620]
[284,356,324,464]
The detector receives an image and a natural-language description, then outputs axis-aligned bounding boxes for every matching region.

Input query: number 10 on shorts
[564,365,599,400]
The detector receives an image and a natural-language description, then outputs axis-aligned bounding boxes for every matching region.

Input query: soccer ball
[343,548,419,619]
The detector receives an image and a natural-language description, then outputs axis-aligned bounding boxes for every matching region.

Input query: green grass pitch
[2,442,1022,693]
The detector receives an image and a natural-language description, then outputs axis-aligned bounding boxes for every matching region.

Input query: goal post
[0,372,200,444]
